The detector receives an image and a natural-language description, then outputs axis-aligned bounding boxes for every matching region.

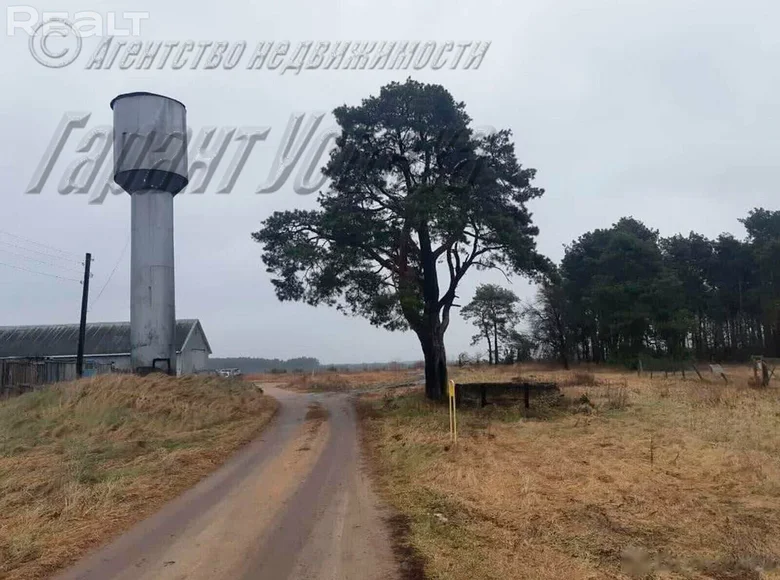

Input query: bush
[604,383,629,410]
[562,371,597,387]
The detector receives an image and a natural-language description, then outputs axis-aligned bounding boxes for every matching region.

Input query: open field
[246,368,422,392]
[359,364,780,580]
[0,374,277,580]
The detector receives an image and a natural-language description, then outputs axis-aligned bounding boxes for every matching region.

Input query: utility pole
[76,252,92,378]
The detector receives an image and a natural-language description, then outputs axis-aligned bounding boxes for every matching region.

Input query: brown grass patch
[360,365,780,580]
[0,374,278,580]
[287,374,351,392]
[266,369,422,393]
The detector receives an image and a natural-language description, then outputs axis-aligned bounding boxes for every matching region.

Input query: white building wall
[26,354,132,377]
[44,355,132,371]
[98,355,132,371]
[178,348,208,375]
[177,326,210,375]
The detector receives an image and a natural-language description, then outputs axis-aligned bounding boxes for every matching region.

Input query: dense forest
[527,208,780,366]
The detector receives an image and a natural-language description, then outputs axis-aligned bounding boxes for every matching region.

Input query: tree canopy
[529,209,780,365]
[461,283,521,364]
[253,79,548,399]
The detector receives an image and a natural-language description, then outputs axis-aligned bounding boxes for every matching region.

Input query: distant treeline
[323,361,421,371]
[208,357,422,373]
[208,357,320,373]
[528,208,780,366]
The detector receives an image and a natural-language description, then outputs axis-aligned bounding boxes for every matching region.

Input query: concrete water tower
[111,92,189,374]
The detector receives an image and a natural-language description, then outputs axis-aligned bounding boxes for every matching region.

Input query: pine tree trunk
[419,329,448,400]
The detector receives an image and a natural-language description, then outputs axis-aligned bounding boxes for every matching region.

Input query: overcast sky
[1,0,778,363]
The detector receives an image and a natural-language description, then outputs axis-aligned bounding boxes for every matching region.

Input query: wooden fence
[0,359,115,398]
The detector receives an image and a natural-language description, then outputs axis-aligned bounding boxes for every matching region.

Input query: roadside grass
[360,365,780,580]
[0,374,278,580]
[259,369,422,393]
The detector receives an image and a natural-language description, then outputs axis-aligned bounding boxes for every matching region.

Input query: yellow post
[448,388,453,439]
[448,381,453,440]
[454,386,457,441]
[448,380,457,443]
[453,381,458,441]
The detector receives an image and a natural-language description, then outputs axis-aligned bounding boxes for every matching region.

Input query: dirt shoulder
[0,374,277,580]
[358,367,780,580]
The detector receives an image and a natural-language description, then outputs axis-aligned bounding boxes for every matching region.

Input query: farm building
[0,319,211,376]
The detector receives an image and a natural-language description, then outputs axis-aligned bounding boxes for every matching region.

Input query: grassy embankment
[359,364,780,580]
[0,374,277,580]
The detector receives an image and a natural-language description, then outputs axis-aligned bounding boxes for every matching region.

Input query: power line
[0,239,84,267]
[0,229,80,260]
[0,260,81,283]
[89,235,130,310]
[0,246,85,273]
[0,238,84,265]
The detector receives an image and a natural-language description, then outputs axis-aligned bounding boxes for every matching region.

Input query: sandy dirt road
[54,385,400,580]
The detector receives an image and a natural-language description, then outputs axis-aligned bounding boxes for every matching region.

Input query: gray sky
[1,0,778,363]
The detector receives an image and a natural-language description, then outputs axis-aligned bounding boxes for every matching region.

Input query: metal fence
[0,359,115,398]
[637,357,704,379]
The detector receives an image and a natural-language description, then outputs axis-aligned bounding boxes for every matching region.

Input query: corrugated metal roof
[0,319,203,358]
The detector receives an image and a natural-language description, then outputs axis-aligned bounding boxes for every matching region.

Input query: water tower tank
[111,92,188,194]
[111,92,188,374]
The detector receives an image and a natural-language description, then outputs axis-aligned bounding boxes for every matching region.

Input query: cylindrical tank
[111,92,188,374]
[111,92,188,195]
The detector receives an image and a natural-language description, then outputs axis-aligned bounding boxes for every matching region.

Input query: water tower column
[130,190,176,372]
[111,92,189,374]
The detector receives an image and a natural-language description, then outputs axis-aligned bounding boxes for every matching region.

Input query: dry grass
[360,364,780,580]
[253,368,422,393]
[0,374,278,580]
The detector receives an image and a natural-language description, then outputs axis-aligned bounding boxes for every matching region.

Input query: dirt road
[55,385,400,580]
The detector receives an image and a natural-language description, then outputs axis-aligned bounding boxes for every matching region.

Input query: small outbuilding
[0,319,211,375]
